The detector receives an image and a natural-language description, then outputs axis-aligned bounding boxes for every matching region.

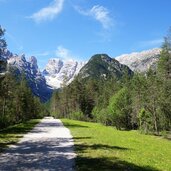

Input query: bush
[138,108,153,134]
[92,107,111,125]
[108,88,132,130]
[69,111,86,121]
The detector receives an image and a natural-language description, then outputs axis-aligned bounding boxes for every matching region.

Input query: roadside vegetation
[0,119,40,152]
[62,119,171,171]
[52,28,171,136]
[0,26,47,129]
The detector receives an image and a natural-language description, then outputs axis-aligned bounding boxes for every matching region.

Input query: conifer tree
[0,25,7,56]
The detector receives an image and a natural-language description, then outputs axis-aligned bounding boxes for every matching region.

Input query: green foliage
[0,72,46,129]
[69,111,86,121]
[0,26,48,129]
[138,108,152,134]
[50,77,121,121]
[92,107,111,125]
[62,119,171,171]
[108,87,132,130]
[50,28,171,135]
[0,25,7,56]
[0,26,7,76]
[78,54,133,81]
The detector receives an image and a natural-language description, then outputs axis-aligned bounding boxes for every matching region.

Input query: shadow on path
[0,118,75,171]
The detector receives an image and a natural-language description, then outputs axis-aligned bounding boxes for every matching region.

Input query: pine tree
[131,73,147,129]
[157,28,171,130]
[50,91,62,118]
[0,73,16,127]
[0,25,7,77]
[108,87,132,130]
[0,25,7,56]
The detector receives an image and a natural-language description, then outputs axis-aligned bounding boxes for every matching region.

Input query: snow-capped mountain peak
[43,58,86,89]
[3,47,162,100]
[29,56,38,68]
[43,58,63,75]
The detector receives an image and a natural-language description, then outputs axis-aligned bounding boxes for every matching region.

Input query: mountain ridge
[1,47,162,101]
[7,53,52,102]
[77,54,133,80]
[115,48,161,72]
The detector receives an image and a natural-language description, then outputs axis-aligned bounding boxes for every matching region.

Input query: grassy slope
[62,119,171,171]
[0,119,40,152]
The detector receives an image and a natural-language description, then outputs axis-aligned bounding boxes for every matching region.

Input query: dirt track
[0,117,76,171]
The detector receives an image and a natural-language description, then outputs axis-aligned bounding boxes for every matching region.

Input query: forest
[0,26,46,129]
[1,24,171,136]
[50,30,171,135]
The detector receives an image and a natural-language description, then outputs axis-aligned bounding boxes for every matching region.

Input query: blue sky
[1,0,171,69]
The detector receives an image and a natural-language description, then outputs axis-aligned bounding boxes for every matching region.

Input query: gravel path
[0,117,76,171]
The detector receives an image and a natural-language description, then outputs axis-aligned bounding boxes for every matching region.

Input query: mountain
[43,58,85,89]
[43,49,161,88]
[1,48,161,101]
[8,54,52,102]
[78,54,133,80]
[115,48,161,72]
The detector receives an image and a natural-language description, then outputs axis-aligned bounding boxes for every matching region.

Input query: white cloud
[56,46,74,60]
[75,5,113,29]
[30,0,64,23]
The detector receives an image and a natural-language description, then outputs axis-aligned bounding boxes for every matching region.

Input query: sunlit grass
[62,119,171,171]
[0,119,40,152]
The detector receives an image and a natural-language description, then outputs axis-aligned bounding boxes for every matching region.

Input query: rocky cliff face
[115,48,161,72]
[8,54,52,102]
[43,58,85,89]
[1,47,162,101]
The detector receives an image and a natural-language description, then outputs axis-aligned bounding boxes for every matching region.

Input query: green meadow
[62,119,171,171]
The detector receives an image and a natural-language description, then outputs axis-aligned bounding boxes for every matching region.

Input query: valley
[2,47,161,102]
[1,1,171,170]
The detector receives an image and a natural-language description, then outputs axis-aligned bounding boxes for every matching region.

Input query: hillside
[2,48,162,101]
[78,54,133,80]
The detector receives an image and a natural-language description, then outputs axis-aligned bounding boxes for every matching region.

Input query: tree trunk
[154,111,159,135]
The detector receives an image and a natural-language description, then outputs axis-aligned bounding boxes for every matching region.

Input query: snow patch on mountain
[43,58,86,89]
[115,48,161,72]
